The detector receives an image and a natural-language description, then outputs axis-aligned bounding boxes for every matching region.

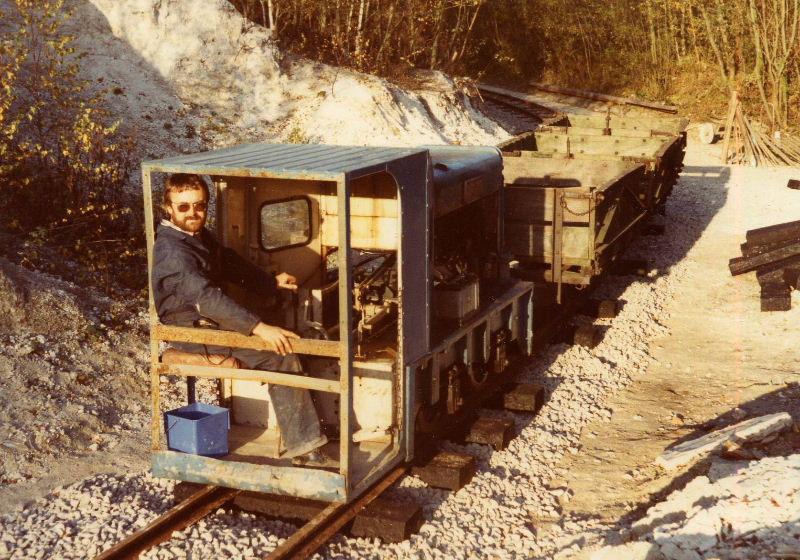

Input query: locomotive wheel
[467,361,489,387]
[414,403,441,435]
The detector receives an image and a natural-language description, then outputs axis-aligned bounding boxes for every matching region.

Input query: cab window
[259,197,311,251]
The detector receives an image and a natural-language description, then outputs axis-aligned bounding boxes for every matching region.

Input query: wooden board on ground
[655,412,793,470]
[503,383,545,413]
[350,498,423,542]
[411,451,476,491]
[465,416,515,451]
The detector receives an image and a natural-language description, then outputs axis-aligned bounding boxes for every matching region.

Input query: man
[152,173,330,464]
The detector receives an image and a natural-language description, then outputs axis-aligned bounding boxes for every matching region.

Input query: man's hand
[253,322,299,356]
[275,272,298,291]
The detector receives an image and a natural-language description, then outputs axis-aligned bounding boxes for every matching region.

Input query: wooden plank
[761,295,792,312]
[656,413,793,470]
[551,189,565,301]
[566,113,687,135]
[745,219,800,245]
[755,254,800,283]
[504,185,591,223]
[156,363,341,393]
[337,177,354,493]
[534,132,667,158]
[572,325,602,348]
[320,215,398,250]
[729,241,800,276]
[581,299,619,319]
[504,221,592,261]
[502,383,544,413]
[142,168,162,451]
[614,258,650,276]
[234,492,327,521]
[720,91,739,164]
[153,323,340,357]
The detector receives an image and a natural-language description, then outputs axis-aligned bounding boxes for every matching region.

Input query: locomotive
[142,119,684,504]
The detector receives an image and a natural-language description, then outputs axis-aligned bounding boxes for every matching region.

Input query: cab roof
[142,143,428,181]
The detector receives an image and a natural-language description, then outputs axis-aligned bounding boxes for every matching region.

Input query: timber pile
[729,219,800,311]
[721,91,800,167]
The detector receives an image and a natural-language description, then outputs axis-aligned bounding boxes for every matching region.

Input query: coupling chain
[559,196,597,216]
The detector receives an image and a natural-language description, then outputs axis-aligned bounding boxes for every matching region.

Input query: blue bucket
[164,402,230,456]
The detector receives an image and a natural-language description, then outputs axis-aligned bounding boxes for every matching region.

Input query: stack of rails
[498,112,687,291]
[729,220,800,311]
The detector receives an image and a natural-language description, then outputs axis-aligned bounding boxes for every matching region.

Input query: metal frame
[142,145,431,504]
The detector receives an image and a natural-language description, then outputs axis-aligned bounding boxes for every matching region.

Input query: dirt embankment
[0,256,151,508]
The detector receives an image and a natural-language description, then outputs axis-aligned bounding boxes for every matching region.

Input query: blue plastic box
[164,402,230,456]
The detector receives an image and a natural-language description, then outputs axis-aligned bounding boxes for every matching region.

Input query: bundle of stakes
[720,91,800,167]
[729,220,800,312]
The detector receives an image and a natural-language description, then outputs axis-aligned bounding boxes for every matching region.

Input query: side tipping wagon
[141,144,534,505]
[501,155,647,294]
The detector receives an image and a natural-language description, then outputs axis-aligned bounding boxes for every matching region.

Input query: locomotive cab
[142,144,534,503]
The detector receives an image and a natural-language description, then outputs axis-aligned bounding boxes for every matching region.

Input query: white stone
[590,541,662,560]
[657,541,702,560]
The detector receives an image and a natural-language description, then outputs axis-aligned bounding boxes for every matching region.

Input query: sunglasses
[172,201,208,213]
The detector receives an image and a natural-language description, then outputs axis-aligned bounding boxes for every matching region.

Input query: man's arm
[159,252,261,335]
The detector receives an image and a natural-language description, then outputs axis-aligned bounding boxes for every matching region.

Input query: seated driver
[152,173,332,465]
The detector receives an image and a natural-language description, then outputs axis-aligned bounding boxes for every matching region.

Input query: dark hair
[162,174,209,208]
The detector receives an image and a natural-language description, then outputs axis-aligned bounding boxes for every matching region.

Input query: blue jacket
[152,223,277,335]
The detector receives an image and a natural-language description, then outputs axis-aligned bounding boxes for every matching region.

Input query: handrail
[156,362,341,393]
[153,323,340,358]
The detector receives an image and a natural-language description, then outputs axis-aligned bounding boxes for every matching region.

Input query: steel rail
[94,485,241,560]
[477,88,561,124]
[92,466,408,560]
[266,465,408,560]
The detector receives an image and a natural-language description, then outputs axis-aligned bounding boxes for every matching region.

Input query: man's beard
[173,215,205,233]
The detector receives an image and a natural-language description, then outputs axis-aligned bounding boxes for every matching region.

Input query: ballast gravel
[1,142,729,559]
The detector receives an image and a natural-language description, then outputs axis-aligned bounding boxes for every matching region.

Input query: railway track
[95,485,241,560]
[475,85,565,133]
[94,467,408,560]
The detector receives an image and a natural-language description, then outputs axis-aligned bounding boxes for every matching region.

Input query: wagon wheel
[467,360,489,387]
[414,402,441,435]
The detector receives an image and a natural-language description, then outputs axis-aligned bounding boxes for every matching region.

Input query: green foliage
[285,125,311,144]
[0,0,144,294]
